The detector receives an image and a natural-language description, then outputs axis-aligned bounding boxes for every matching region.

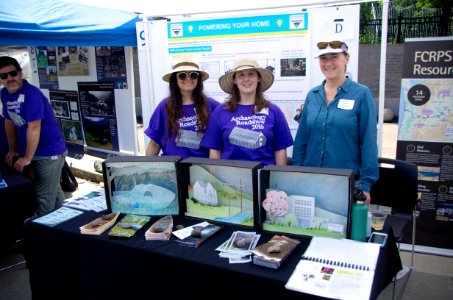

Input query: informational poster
[49,90,84,159]
[137,6,359,157]
[95,46,128,89]
[57,46,89,76]
[166,12,310,129]
[396,37,453,249]
[35,46,58,90]
[77,82,119,154]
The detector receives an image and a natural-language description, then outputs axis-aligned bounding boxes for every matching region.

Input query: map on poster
[398,78,453,143]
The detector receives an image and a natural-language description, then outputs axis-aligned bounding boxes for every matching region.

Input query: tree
[417,0,453,36]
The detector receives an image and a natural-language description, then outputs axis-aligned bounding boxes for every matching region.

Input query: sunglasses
[177,71,199,80]
[0,70,19,80]
[317,41,348,50]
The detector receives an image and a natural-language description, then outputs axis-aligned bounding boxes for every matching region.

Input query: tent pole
[143,17,156,112]
[378,0,390,157]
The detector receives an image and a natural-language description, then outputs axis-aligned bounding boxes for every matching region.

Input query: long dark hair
[224,70,269,113]
[165,73,210,139]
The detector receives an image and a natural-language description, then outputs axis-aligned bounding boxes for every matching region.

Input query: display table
[24,211,402,300]
[0,165,36,256]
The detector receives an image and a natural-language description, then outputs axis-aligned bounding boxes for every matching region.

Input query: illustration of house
[176,129,202,149]
[193,180,218,205]
[229,127,266,149]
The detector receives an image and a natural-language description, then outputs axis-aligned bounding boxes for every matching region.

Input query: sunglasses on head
[0,70,19,80]
[177,71,199,80]
[317,41,347,50]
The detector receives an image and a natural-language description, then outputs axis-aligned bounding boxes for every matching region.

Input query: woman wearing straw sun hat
[201,58,293,166]
[292,37,378,204]
[144,54,220,158]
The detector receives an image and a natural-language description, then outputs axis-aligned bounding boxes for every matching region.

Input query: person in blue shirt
[292,38,378,204]
[1,56,67,215]
[0,106,8,161]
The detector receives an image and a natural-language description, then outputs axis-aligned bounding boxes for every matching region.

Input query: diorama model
[186,164,255,226]
[104,161,179,216]
[262,170,351,238]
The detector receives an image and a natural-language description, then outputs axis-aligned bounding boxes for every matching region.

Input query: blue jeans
[32,153,66,216]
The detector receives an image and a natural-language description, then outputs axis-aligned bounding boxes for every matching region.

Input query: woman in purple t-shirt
[201,58,293,166]
[144,54,219,159]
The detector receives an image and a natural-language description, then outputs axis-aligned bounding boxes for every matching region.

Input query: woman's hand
[363,191,371,205]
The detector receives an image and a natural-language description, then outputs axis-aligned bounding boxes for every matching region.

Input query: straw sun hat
[162,54,209,82]
[219,58,274,94]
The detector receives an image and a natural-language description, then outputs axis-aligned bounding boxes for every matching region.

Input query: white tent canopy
[66,0,373,16]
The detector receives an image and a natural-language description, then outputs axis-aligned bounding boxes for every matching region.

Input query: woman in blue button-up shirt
[292,38,378,204]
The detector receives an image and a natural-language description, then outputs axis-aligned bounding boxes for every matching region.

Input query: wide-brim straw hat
[219,58,274,94]
[314,36,349,58]
[162,54,209,82]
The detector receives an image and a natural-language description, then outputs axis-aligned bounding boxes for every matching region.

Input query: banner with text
[167,12,310,129]
[396,37,453,249]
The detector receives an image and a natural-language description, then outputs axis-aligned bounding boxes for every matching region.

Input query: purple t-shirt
[201,103,294,165]
[144,97,220,158]
[1,80,66,157]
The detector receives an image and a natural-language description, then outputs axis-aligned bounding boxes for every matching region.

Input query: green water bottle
[351,190,368,242]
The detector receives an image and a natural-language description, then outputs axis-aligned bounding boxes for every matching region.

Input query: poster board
[29,46,138,157]
[137,5,360,155]
[396,37,453,250]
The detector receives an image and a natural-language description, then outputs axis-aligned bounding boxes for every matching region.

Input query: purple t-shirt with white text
[1,80,66,157]
[201,103,293,165]
[144,97,220,158]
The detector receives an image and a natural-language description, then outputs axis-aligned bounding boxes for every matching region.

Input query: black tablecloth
[24,211,402,300]
[0,165,36,256]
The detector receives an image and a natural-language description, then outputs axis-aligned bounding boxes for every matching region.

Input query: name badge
[338,99,355,110]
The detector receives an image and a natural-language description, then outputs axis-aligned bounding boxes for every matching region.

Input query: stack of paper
[215,231,261,264]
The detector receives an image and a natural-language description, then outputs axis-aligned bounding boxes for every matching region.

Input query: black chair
[370,157,418,298]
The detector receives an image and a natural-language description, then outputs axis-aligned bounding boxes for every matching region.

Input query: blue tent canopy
[0,0,140,46]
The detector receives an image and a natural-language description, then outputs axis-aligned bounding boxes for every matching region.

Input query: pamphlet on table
[285,237,380,300]
[63,188,107,212]
[172,221,221,248]
[32,207,84,227]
